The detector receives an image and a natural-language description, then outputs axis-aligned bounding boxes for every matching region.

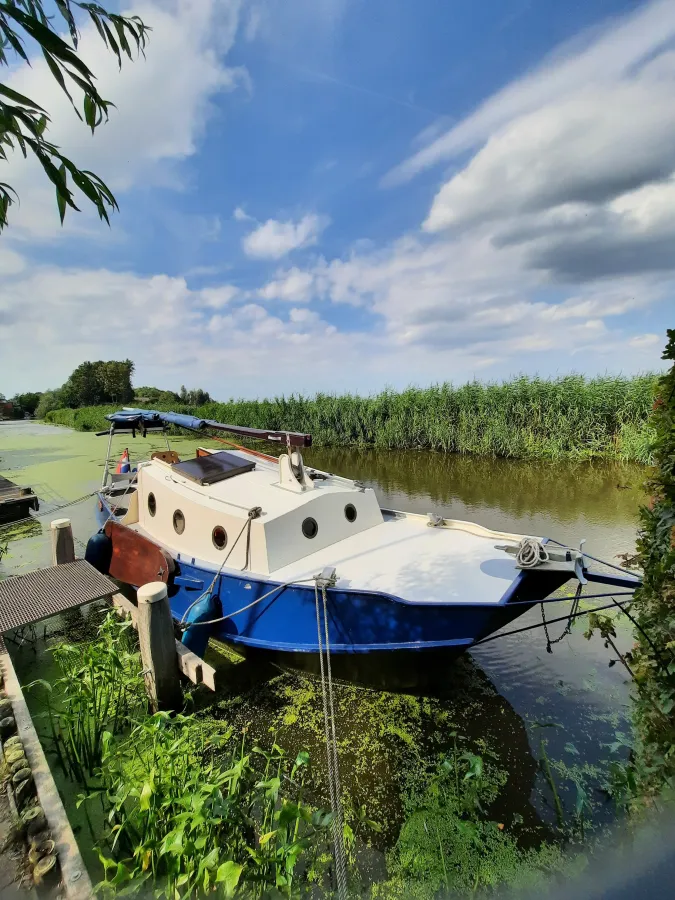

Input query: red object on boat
[104,520,174,585]
[116,449,130,474]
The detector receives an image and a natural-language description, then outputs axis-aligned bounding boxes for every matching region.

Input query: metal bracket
[316,566,338,588]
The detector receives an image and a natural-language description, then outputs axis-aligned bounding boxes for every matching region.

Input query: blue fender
[85,530,113,575]
[181,591,222,658]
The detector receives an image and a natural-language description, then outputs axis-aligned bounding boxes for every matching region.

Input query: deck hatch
[171,451,256,486]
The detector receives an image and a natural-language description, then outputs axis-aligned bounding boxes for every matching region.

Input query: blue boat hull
[95,500,570,688]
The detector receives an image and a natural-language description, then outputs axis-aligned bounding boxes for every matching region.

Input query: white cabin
[116,447,383,575]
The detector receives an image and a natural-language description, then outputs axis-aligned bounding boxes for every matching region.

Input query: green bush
[623,331,675,801]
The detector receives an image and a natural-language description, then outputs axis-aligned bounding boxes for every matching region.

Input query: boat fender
[181,591,222,658]
[84,530,113,575]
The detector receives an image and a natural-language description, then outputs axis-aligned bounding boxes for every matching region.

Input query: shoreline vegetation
[44,374,657,463]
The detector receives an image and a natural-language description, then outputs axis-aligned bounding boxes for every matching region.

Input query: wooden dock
[0,474,39,524]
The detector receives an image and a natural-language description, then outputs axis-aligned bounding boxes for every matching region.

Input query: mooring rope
[0,490,98,532]
[516,537,550,568]
[314,574,348,900]
[179,507,262,626]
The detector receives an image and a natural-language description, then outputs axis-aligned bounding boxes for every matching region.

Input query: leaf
[56,162,67,223]
[41,50,79,121]
[0,83,47,112]
[83,93,98,133]
[259,830,277,846]
[139,779,154,811]
[564,742,580,756]
[215,860,244,897]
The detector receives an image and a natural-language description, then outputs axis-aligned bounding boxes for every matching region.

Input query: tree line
[2,360,211,419]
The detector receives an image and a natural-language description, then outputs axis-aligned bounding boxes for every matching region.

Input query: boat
[86,409,640,690]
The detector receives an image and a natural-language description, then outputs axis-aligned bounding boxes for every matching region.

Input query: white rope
[180,574,317,629]
[516,537,550,569]
[314,576,348,900]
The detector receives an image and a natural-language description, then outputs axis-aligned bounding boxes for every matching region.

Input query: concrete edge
[1,650,93,900]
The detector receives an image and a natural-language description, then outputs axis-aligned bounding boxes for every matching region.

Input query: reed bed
[44,374,657,462]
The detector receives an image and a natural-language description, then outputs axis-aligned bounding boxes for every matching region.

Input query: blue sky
[1,0,672,398]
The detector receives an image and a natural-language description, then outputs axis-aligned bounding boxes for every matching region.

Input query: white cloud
[259,267,315,302]
[242,213,329,259]
[629,333,661,349]
[424,80,675,233]
[386,0,675,185]
[0,255,353,396]
[200,285,240,308]
[2,0,248,241]
[233,206,253,222]
[0,248,26,276]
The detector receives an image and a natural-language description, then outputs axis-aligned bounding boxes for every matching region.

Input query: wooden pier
[0,474,39,524]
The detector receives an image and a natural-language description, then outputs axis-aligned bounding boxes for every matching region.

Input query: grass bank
[44,374,657,462]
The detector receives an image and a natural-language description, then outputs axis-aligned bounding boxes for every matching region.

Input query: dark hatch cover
[172,451,255,486]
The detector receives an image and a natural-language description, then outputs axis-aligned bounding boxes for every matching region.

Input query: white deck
[270,512,534,605]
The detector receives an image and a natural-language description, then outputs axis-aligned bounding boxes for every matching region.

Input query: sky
[0,0,673,399]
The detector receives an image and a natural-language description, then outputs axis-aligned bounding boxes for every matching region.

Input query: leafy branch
[0,0,150,230]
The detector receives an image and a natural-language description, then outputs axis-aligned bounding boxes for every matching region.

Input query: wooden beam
[111,592,216,691]
[137,583,183,712]
[1,651,93,900]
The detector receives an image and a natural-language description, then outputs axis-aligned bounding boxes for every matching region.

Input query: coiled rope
[516,537,549,569]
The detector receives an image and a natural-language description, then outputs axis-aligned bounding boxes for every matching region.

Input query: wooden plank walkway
[0,474,39,524]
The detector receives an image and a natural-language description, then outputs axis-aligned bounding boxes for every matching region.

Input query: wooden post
[50,518,75,566]
[137,582,182,712]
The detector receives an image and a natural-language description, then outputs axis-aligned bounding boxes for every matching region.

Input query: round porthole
[212,525,228,550]
[147,492,156,517]
[173,509,185,535]
[302,517,318,539]
[344,503,357,523]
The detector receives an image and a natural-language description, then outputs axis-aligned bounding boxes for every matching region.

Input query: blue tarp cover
[106,409,206,431]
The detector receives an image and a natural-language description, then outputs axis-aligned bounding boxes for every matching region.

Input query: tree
[61,359,134,406]
[10,391,42,416]
[1,1,149,231]
[179,385,211,406]
[35,389,63,419]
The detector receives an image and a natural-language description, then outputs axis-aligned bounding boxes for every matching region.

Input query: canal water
[0,421,647,883]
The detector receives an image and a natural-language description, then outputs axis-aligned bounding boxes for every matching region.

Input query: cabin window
[173,509,186,535]
[212,525,228,550]
[147,492,156,517]
[344,503,357,523]
[302,517,318,539]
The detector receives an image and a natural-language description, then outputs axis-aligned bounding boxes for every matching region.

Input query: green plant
[1,1,148,231]
[27,612,145,782]
[45,373,658,461]
[618,330,675,804]
[85,714,333,898]
[375,748,569,899]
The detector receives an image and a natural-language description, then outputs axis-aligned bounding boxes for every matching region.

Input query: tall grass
[44,374,658,462]
[27,613,145,783]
